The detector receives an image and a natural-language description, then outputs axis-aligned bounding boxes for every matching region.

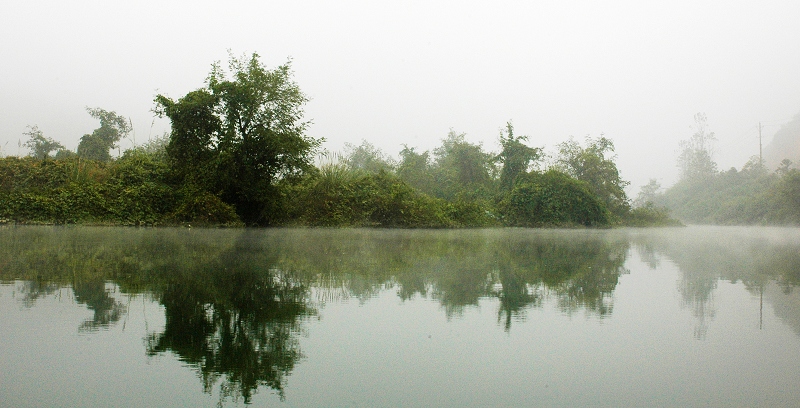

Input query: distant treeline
[656,164,800,225]
[650,113,800,225]
[0,53,677,228]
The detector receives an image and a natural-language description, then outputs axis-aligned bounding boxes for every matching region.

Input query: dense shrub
[499,170,610,227]
[295,168,452,227]
[622,203,683,227]
[170,188,242,226]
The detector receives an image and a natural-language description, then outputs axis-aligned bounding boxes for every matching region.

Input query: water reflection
[631,227,800,339]
[145,232,312,403]
[2,226,800,405]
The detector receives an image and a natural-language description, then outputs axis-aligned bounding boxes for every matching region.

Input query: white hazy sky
[2,0,799,191]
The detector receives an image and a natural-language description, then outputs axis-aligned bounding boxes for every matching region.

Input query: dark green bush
[500,170,610,227]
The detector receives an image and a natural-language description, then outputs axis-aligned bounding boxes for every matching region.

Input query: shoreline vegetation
[2,53,795,228]
[0,148,679,229]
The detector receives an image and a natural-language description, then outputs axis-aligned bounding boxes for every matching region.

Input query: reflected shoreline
[3,225,800,404]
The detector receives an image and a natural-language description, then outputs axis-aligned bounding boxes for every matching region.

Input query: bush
[295,168,453,227]
[171,189,242,226]
[622,203,683,227]
[499,170,610,227]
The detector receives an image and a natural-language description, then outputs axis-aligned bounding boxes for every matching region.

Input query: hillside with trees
[655,113,800,225]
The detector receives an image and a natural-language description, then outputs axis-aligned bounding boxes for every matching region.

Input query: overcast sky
[2,0,799,191]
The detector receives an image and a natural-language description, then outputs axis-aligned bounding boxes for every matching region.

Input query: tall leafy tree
[343,140,394,174]
[396,145,435,194]
[77,108,131,162]
[431,130,495,200]
[557,136,630,218]
[155,53,321,225]
[23,125,64,159]
[495,122,542,191]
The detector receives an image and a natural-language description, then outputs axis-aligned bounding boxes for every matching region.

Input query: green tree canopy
[556,136,630,218]
[155,53,321,225]
[396,145,435,194]
[77,108,131,162]
[431,130,495,200]
[23,125,64,159]
[495,122,542,191]
[343,140,395,174]
[500,169,610,227]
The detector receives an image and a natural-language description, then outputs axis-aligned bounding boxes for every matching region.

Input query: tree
[500,170,610,227]
[556,136,630,217]
[77,108,131,161]
[633,179,661,208]
[495,122,542,191]
[155,53,321,225]
[23,125,64,159]
[343,140,395,174]
[396,145,435,194]
[678,113,717,181]
[431,130,495,200]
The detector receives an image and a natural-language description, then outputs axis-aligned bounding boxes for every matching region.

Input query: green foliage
[0,152,198,225]
[762,169,800,224]
[396,145,436,195]
[77,107,131,162]
[659,165,779,224]
[495,122,542,191]
[295,167,453,227]
[343,140,395,174]
[431,130,496,200]
[293,163,360,226]
[661,114,800,226]
[155,53,321,225]
[556,136,630,218]
[500,170,610,227]
[54,149,77,160]
[623,203,682,227]
[171,188,242,226]
[105,150,176,225]
[23,125,64,159]
[446,192,498,227]
[362,172,453,227]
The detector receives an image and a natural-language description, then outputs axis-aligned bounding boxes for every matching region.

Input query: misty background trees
[677,113,718,181]
[22,125,64,160]
[653,112,800,225]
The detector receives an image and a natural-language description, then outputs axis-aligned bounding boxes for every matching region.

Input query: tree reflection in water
[73,280,127,332]
[632,227,800,339]
[5,226,800,403]
[145,231,314,403]
[0,227,315,404]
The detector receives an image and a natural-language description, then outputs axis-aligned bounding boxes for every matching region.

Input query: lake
[1,225,799,407]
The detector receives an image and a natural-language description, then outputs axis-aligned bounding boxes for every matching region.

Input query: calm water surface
[1,226,799,407]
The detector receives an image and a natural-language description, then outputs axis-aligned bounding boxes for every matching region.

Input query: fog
[2,0,799,191]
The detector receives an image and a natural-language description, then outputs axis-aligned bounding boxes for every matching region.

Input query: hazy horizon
[2,1,799,192]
